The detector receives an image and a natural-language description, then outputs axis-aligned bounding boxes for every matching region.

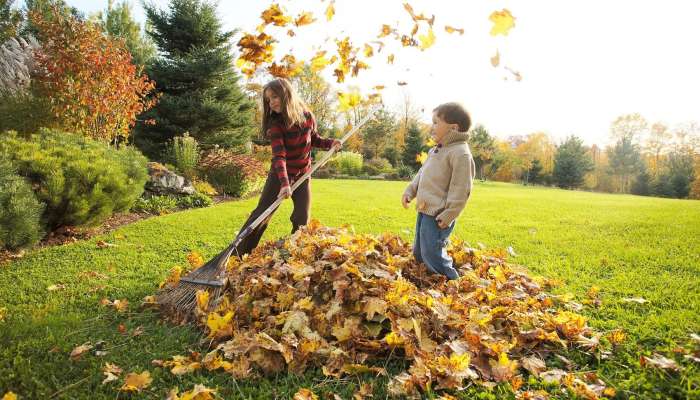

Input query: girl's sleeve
[269,125,290,189]
[309,115,334,150]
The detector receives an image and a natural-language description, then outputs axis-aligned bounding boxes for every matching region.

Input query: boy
[401,102,476,279]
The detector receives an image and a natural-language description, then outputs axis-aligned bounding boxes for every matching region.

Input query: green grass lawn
[1,180,699,399]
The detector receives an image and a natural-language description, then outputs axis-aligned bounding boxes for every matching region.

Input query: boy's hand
[279,186,292,199]
[401,194,412,209]
[331,139,342,152]
[437,219,448,229]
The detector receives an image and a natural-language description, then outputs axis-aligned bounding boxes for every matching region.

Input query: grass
[1,179,699,399]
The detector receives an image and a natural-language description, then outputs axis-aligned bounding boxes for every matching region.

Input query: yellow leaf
[187,251,204,269]
[489,9,516,36]
[2,392,18,400]
[293,388,319,400]
[607,329,626,346]
[418,28,435,50]
[385,331,405,346]
[363,44,374,58]
[325,1,335,21]
[120,371,152,392]
[196,290,209,313]
[426,137,436,147]
[337,90,362,112]
[445,25,464,35]
[206,311,234,338]
[378,24,393,38]
[387,54,395,64]
[179,384,216,400]
[293,296,314,310]
[0,307,6,322]
[260,4,292,27]
[310,51,331,72]
[416,152,428,164]
[294,12,316,27]
[363,297,388,320]
[490,50,500,67]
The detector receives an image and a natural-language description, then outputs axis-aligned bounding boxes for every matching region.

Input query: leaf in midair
[325,1,335,21]
[445,25,464,35]
[489,9,516,36]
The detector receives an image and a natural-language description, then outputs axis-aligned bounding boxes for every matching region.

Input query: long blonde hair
[261,78,309,136]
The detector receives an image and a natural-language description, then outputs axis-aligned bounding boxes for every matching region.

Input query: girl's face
[264,88,282,114]
[431,112,457,142]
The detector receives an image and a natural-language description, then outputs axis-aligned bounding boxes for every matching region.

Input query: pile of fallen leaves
[158,220,621,399]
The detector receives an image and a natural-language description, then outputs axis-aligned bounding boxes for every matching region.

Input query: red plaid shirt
[269,112,334,188]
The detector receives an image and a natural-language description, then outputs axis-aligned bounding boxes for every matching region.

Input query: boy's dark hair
[433,102,471,132]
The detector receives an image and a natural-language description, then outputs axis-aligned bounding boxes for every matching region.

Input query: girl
[234,78,342,256]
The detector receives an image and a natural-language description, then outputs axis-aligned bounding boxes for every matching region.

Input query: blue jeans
[413,212,459,280]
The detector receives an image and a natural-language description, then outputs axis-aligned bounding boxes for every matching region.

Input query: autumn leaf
[70,342,93,360]
[47,284,66,291]
[397,80,408,86]
[640,353,682,371]
[378,24,394,38]
[325,1,335,21]
[310,51,333,72]
[363,44,374,58]
[490,50,500,67]
[102,362,123,384]
[187,251,204,269]
[120,371,152,392]
[622,297,649,304]
[418,28,436,50]
[607,329,626,346]
[445,25,464,35]
[387,54,395,64]
[294,12,316,27]
[260,4,292,27]
[490,352,518,382]
[489,9,516,36]
[337,90,362,111]
[416,152,428,164]
[207,311,234,338]
[293,388,319,400]
[1,393,17,400]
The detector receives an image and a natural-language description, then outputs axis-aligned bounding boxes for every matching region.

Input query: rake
[157,108,379,318]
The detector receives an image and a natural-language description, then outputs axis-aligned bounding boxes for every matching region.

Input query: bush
[192,180,218,196]
[334,151,363,176]
[397,163,414,179]
[0,129,149,228]
[0,92,54,135]
[0,159,45,250]
[131,195,178,215]
[168,133,199,180]
[363,157,393,176]
[198,149,267,197]
[177,192,213,209]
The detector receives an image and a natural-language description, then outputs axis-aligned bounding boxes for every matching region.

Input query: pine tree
[553,135,594,189]
[402,122,427,171]
[135,0,255,159]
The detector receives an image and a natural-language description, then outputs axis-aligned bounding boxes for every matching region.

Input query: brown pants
[233,171,311,257]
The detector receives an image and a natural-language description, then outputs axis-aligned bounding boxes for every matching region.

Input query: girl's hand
[401,194,411,209]
[279,186,292,199]
[331,139,342,152]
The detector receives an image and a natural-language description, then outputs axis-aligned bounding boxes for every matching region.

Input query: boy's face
[431,112,457,142]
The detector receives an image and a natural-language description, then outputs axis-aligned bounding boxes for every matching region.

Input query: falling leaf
[260,4,292,27]
[490,50,500,67]
[70,342,93,360]
[640,353,682,371]
[418,28,436,50]
[378,24,394,38]
[287,29,295,37]
[445,25,464,35]
[325,1,335,21]
[310,51,332,72]
[337,90,362,112]
[504,66,523,82]
[373,85,385,91]
[294,12,316,27]
[293,388,319,400]
[387,54,395,64]
[397,80,407,86]
[416,152,428,164]
[120,371,152,392]
[363,44,374,58]
[489,9,516,36]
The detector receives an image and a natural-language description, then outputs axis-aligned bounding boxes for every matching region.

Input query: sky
[38,0,700,145]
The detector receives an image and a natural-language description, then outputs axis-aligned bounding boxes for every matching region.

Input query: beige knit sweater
[403,130,476,225]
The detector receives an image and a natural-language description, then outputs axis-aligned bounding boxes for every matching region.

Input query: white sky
[52,0,700,145]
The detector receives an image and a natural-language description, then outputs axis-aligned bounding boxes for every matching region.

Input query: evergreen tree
[553,135,593,189]
[631,166,651,196]
[1,0,23,42]
[402,122,427,171]
[135,0,255,158]
[527,158,543,185]
[93,0,156,68]
[607,136,643,193]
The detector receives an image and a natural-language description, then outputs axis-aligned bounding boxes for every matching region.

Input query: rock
[145,162,195,195]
